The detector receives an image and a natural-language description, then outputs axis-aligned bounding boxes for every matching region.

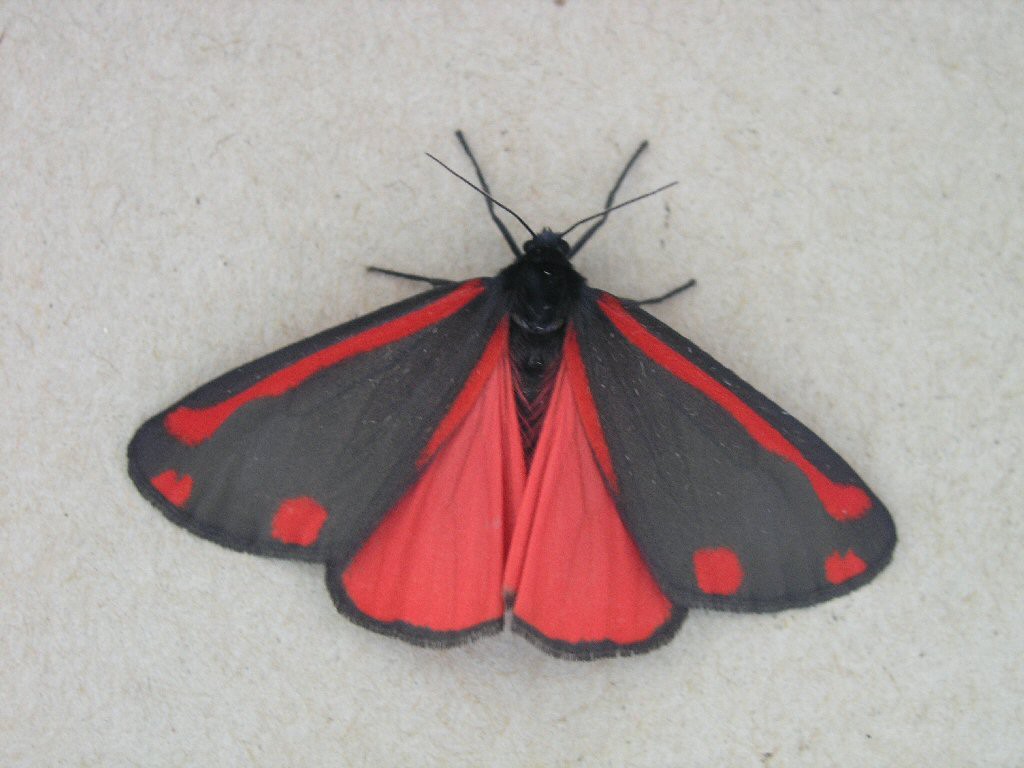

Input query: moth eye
[541,268,552,276]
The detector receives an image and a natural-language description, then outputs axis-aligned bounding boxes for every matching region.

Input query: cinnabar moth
[128,132,896,659]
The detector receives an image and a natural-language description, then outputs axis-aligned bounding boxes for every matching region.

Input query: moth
[129,132,896,659]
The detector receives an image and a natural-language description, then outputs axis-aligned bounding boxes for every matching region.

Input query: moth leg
[634,278,697,306]
[366,266,455,287]
[454,130,522,259]
[569,140,650,257]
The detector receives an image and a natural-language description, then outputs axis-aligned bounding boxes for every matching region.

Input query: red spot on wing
[164,280,486,447]
[693,548,744,595]
[271,497,329,547]
[506,344,672,646]
[597,293,871,522]
[341,325,525,632]
[151,470,193,508]
[825,549,868,584]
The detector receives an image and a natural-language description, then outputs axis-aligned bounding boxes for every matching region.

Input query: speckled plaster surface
[1,3,1022,766]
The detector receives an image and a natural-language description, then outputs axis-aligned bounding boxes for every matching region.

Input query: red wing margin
[128,280,506,566]
[572,292,896,612]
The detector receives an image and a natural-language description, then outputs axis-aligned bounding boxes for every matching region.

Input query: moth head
[504,230,582,335]
[522,228,571,264]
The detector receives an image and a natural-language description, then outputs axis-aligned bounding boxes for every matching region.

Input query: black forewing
[128,279,506,565]
[573,289,896,612]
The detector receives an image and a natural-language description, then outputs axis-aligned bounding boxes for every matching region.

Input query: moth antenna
[425,151,537,240]
[568,139,650,257]
[454,130,523,258]
[559,182,679,242]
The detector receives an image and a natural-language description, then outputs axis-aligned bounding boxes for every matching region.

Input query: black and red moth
[129,133,896,659]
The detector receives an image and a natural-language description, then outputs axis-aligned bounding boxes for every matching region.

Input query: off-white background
[2,3,1021,766]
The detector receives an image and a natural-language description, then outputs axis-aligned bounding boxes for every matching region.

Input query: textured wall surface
[2,3,1021,766]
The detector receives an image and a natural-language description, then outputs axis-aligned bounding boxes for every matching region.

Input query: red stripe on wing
[562,326,618,493]
[597,293,870,521]
[417,317,509,468]
[165,280,486,447]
